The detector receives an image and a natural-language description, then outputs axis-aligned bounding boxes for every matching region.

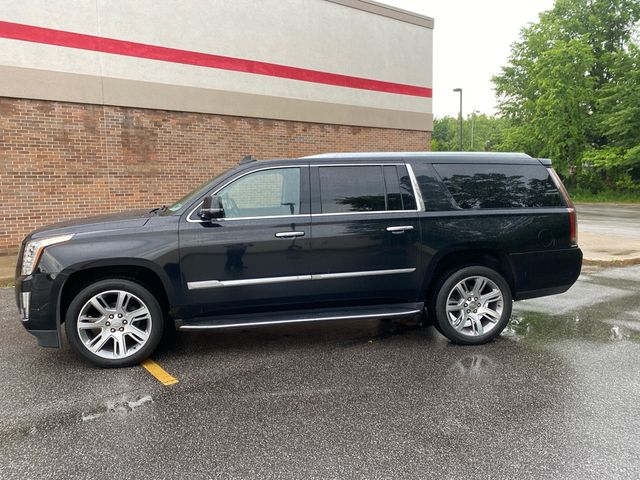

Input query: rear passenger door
[309,163,422,305]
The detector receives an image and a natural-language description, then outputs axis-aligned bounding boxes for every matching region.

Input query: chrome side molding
[311,268,415,281]
[405,163,425,212]
[187,267,416,290]
[187,275,313,290]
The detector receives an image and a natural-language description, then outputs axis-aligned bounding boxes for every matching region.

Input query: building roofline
[324,0,434,29]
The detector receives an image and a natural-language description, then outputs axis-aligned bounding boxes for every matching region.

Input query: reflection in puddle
[609,326,629,341]
[505,310,639,344]
[450,353,495,375]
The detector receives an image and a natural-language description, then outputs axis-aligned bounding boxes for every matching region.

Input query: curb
[582,257,640,267]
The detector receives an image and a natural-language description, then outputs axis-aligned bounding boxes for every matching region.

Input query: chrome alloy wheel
[76,290,152,359]
[445,275,504,337]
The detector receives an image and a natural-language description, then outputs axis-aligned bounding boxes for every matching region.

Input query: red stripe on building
[0,21,433,98]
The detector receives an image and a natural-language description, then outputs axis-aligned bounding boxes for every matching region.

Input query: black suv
[15,152,582,367]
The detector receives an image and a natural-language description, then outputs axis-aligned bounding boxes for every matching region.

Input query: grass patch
[569,189,640,203]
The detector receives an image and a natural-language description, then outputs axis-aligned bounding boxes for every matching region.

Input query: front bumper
[15,271,66,348]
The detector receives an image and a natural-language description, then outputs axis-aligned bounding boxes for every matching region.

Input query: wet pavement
[1,265,639,479]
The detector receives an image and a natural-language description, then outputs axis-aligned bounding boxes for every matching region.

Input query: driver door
[178,165,314,318]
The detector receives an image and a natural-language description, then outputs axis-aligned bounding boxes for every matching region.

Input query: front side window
[217,168,301,218]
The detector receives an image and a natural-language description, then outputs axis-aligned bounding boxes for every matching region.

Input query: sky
[381,0,556,118]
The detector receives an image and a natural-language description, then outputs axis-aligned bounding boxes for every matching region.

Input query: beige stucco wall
[0,0,433,130]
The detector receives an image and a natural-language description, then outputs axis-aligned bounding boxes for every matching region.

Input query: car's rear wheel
[432,266,512,345]
[65,279,164,367]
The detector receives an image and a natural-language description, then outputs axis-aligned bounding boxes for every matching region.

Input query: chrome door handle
[275,231,305,238]
[386,225,414,234]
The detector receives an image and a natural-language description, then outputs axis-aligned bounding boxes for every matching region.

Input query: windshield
[164,177,220,214]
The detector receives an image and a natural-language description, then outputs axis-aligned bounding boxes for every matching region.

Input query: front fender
[58,257,180,307]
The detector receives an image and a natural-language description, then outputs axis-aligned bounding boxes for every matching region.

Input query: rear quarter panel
[418,208,580,299]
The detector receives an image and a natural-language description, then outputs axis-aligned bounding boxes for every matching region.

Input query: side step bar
[176,304,423,331]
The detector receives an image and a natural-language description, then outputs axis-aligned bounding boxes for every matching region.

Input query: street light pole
[453,88,462,150]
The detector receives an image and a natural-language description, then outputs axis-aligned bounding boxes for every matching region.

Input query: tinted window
[398,165,417,210]
[383,166,403,211]
[217,167,300,218]
[319,166,386,213]
[433,164,564,209]
[411,162,457,212]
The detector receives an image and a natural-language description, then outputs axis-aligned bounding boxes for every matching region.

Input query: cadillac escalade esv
[15,152,582,367]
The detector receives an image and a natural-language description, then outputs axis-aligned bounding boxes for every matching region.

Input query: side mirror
[200,195,224,220]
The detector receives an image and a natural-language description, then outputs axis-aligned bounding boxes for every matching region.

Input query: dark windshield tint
[166,179,216,213]
[433,164,564,209]
[166,167,241,214]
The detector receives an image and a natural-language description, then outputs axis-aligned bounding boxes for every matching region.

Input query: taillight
[568,207,578,246]
[548,168,578,246]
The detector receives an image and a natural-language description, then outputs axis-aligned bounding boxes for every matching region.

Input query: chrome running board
[176,304,423,330]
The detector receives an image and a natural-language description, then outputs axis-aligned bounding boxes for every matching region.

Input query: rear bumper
[509,247,582,301]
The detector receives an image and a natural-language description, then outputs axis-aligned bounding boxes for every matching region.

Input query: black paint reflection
[336,195,386,212]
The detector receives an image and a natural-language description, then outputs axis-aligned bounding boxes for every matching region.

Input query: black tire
[432,266,512,345]
[65,279,164,368]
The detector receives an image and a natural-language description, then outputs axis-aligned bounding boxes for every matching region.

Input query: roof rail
[302,151,532,159]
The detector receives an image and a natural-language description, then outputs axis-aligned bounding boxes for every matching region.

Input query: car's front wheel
[432,266,512,345]
[65,279,164,367]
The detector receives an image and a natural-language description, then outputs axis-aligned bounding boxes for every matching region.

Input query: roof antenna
[240,154,256,164]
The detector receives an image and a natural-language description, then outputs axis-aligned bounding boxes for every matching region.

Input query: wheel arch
[59,260,175,325]
[423,247,516,303]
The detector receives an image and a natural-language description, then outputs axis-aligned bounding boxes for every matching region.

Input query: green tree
[432,115,510,152]
[585,44,640,191]
[493,0,640,192]
[431,116,458,151]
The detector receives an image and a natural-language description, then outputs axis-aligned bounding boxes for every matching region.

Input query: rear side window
[411,162,457,211]
[318,165,416,213]
[433,164,564,209]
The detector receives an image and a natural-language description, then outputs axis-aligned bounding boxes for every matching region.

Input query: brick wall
[0,97,431,254]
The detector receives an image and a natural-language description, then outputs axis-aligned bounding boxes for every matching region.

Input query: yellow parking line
[141,358,179,386]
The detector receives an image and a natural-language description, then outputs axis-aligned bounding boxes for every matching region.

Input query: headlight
[21,234,74,276]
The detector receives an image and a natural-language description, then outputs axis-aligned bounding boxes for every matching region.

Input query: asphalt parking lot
[1,265,639,480]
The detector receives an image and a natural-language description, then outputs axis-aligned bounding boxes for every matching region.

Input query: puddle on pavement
[81,394,153,422]
[508,297,639,343]
[507,265,640,344]
[504,312,638,343]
